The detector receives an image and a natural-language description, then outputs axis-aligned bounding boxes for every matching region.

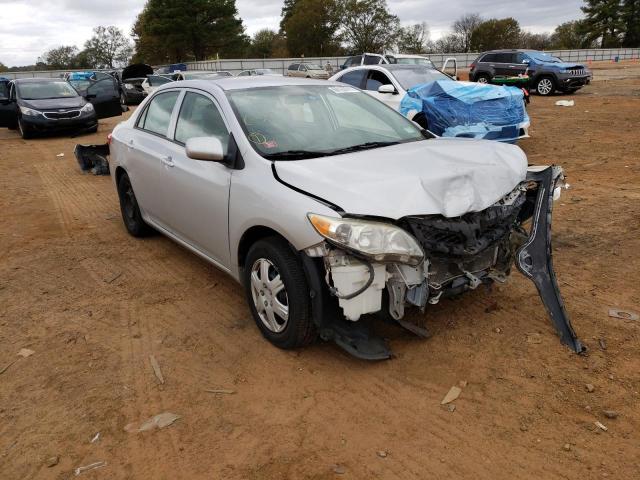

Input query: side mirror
[378,84,396,94]
[186,137,225,161]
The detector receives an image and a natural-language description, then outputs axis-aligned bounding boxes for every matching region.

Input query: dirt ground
[1,64,639,480]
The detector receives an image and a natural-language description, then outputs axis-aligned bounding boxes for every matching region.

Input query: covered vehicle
[400,80,530,143]
[0,77,121,139]
[106,77,581,360]
[119,63,154,105]
[330,65,529,143]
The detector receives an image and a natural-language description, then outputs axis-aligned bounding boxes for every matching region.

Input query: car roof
[157,76,342,92]
[338,64,437,73]
[482,49,535,53]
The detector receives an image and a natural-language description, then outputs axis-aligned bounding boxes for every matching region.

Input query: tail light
[469,63,475,71]
[107,133,112,145]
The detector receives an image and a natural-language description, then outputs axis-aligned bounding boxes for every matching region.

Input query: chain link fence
[3,48,639,79]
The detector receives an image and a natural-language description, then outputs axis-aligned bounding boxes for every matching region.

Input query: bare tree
[452,13,482,52]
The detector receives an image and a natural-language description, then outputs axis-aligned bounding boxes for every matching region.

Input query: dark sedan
[0,77,121,139]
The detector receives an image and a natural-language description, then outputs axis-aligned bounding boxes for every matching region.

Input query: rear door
[158,90,232,267]
[126,90,181,224]
[0,80,18,128]
[512,52,530,76]
[494,53,517,77]
[85,73,122,119]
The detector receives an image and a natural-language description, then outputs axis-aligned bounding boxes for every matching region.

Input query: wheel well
[237,226,290,271]
[115,166,127,186]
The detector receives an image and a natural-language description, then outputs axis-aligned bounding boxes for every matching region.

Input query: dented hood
[274,138,528,219]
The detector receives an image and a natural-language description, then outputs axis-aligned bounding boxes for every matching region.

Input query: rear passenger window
[480,53,497,63]
[338,70,366,88]
[364,55,381,65]
[174,92,227,148]
[495,53,515,63]
[365,70,391,91]
[139,91,179,137]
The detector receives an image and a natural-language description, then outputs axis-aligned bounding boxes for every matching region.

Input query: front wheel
[17,118,31,139]
[117,172,154,237]
[536,77,555,96]
[244,238,317,350]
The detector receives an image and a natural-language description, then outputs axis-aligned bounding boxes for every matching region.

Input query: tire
[535,76,555,96]
[475,73,490,84]
[17,118,32,139]
[116,172,154,237]
[244,237,317,349]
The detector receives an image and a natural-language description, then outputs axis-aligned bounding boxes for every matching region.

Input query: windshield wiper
[327,141,400,155]
[263,150,329,160]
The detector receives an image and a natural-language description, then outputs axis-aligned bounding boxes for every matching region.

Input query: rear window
[138,91,179,137]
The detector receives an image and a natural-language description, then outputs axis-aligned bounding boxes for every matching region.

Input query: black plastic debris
[74,143,110,175]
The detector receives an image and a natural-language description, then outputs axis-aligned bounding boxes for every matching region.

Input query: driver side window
[174,92,228,151]
[365,70,391,91]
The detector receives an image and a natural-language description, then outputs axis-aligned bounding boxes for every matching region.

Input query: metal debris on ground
[555,100,575,107]
[204,389,235,395]
[124,412,181,433]
[149,355,165,384]
[594,421,608,432]
[90,432,100,444]
[17,348,35,358]
[74,461,107,475]
[333,465,346,475]
[441,386,462,405]
[526,332,542,344]
[0,360,18,375]
[607,308,639,321]
[377,450,388,458]
[74,144,110,175]
[56,153,64,157]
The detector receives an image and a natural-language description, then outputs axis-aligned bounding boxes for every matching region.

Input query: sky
[0,0,585,67]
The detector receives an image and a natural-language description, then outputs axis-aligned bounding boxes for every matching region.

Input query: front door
[85,73,122,119]
[363,69,402,111]
[158,90,232,267]
[0,81,17,128]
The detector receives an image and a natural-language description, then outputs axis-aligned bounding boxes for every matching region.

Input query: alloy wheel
[477,76,488,84]
[250,258,289,333]
[537,78,553,95]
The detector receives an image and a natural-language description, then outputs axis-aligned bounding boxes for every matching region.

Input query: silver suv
[108,77,582,359]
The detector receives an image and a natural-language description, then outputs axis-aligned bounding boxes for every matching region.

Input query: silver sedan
[108,77,582,359]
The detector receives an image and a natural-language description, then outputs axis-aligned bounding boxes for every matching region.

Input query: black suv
[470,49,592,96]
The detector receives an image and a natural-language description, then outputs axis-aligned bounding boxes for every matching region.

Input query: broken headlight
[307,213,424,266]
[80,103,94,114]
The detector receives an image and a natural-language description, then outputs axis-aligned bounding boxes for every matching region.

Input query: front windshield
[527,52,564,63]
[17,81,79,100]
[392,67,453,90]
[396,57,435,67]
[227,85,425,160]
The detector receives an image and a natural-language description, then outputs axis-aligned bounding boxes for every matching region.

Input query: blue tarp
[399,81,529,143]
[68,71,96,81]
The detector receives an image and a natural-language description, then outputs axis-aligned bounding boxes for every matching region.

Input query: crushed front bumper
[305,165,583,359]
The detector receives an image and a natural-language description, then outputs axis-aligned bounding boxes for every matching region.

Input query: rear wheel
[117,172,154,237]
[536,76,555,96]
[244,237,316,350]
[475,73,490,84]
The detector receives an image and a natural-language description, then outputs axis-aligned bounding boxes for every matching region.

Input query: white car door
[157,90,232,268]
[126,90,181,224]
[362,69,403,111]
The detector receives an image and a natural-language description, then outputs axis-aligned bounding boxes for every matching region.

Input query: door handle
[161,155,174,167]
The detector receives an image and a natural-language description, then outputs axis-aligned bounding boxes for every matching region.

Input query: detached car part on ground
[107,77,583,360]
[330,65,529,144]
[0,77,121,139]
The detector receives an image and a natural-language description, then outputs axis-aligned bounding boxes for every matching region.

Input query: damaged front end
[305,165,583,360]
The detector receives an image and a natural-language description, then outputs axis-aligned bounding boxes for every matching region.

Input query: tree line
[0,0,638,72]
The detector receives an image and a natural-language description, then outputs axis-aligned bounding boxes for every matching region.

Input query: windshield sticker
[329,86,358,94]
[249,132,278,149]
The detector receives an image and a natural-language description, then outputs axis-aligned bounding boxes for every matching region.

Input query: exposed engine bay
[304,166,583,360]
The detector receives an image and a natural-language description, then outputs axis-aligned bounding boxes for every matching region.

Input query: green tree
[133,0,249,63]
[469,18,521,51]
[550,21,593,49]
[520,32,553,50]
[39,45,80,70]
[280,0,300,33]
[84,26,132,69]
[581,0,624,47]
[622,0,640,46]
[338,0,400,53]
[284,0,342,56]
[395,22,429,53]
[452,13,482,52]
[249,29,288,58]
[0,61,8,73]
